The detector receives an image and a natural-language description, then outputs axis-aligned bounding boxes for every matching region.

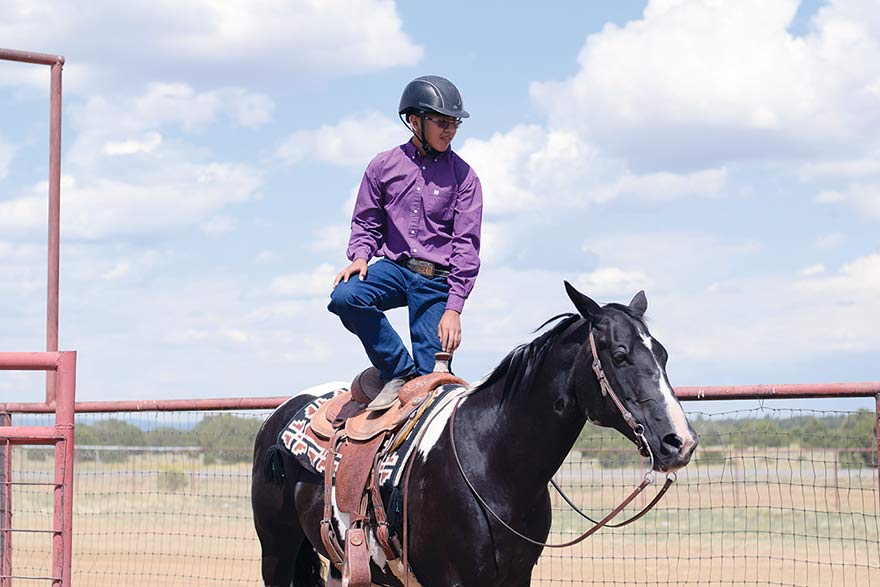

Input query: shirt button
[412,209,418,214]
[416,187,421,191]
[410,230,415,235]
[412,248,418,253]
[421,166,426,170]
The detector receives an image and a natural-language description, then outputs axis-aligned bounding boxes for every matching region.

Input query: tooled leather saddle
[277,357,466,587]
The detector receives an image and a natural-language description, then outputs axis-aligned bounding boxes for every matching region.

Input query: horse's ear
[629,290,648,317]
[564,281,602,322]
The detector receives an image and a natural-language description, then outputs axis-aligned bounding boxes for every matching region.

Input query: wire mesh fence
[5,405,879,586]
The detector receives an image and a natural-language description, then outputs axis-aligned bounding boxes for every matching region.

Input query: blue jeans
[327,258,450,382]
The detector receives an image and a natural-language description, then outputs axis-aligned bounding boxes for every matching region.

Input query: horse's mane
[472,313,583,399]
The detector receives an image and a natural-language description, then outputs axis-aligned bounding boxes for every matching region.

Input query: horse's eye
[612,351,628,365]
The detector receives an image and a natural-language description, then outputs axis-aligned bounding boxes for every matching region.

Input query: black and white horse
[252,282,698,586]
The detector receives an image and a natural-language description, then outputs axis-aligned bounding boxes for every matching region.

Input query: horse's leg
[253,396,330,587]
[253,470,304,586]
[253,427,325,584]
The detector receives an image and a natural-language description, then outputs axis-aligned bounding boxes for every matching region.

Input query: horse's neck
[458,337,590,499]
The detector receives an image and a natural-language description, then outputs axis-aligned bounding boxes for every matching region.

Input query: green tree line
[73,414,263,464]
[574,409,877,468]
[56,410,877,468]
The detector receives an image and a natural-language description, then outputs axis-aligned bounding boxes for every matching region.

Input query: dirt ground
[8,450,879,585]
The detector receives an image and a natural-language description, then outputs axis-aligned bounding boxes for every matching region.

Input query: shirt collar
[402,139,451,162]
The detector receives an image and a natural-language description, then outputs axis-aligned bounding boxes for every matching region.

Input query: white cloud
[531,0,880,170]
[458,125,727,217]
[310,224,350,255]
[0,137,13,179]
[813,232,847,249]
[0,242,45,300]
[800,264,825,276]
[130,84,274,131]
[276,112,404,168]
[581,232,762,294]
[818,182,880,220]
[271,263,336,297]
[574,267,653,298]
[0,165,260,239]
[476,221,512,267]
[594,167,727,202]
[658,253,880,363]
[200,215,237,237]
[466,246,880,372]
[0,0,422,92]
[101,262,131,281]
[103,132,163,156]
[0,85,267,239]
[796,253,880,299]
[255,250,278,264]
[817,190,843,204]
[457,126,545,215]
[800,153,880,179]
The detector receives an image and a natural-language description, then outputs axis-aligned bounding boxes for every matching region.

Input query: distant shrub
[839,449,875,469]
[195,414,262,464]
[157,467,189,492]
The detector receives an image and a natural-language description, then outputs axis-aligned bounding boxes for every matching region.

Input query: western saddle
[311,353,465,587]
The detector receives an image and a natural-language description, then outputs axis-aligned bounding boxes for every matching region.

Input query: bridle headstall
[447,324,676,548]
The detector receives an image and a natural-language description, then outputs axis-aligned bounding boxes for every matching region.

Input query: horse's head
[565,281,698,473]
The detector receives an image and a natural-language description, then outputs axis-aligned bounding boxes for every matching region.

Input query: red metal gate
[0,352,77,586]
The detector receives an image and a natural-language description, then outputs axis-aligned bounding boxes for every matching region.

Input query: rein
[448,325,676,548]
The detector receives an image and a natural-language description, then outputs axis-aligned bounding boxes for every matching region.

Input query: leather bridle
[448,324,676,548]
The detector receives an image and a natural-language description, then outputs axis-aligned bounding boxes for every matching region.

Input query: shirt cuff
[445,294,465,314]
[348,249,371,262]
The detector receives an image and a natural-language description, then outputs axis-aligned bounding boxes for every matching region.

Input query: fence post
[0,412,10,587]
[875,393,879,504]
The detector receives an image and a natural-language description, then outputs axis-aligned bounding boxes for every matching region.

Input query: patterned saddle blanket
[278,380,464,497]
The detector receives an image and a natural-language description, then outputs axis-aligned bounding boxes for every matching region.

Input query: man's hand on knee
[333,258,368,287]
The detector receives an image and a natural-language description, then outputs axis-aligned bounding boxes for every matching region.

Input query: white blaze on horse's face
[638,328,696,457]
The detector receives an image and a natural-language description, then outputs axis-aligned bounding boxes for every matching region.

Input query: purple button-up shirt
[347,140,483,313]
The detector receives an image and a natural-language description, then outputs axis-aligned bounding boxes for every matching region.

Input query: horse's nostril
[663,433,683,450]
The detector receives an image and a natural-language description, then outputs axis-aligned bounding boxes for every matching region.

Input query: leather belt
[395,257,450,278]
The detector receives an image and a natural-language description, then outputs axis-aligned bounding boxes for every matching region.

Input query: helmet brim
[417,102,470,119]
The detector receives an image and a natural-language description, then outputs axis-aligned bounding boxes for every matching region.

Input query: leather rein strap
[448,325,676,548]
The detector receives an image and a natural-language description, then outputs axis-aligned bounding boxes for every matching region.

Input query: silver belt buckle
[408,258,434,277]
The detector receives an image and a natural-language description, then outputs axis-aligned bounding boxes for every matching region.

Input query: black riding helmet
[399,75,469,156]
[399,75,470,119]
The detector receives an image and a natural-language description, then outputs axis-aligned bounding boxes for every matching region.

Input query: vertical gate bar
[53,438,64,586]
[0,413,11,587]
[54,352,76,586]
[876,393,879,505]
[45,58,64,403]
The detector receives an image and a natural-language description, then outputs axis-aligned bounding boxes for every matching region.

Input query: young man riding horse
[328,75,483,411]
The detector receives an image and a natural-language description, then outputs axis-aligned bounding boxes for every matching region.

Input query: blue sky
[0,0,877,413]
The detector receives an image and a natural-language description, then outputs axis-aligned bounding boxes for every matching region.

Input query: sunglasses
[425,116,463,131]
